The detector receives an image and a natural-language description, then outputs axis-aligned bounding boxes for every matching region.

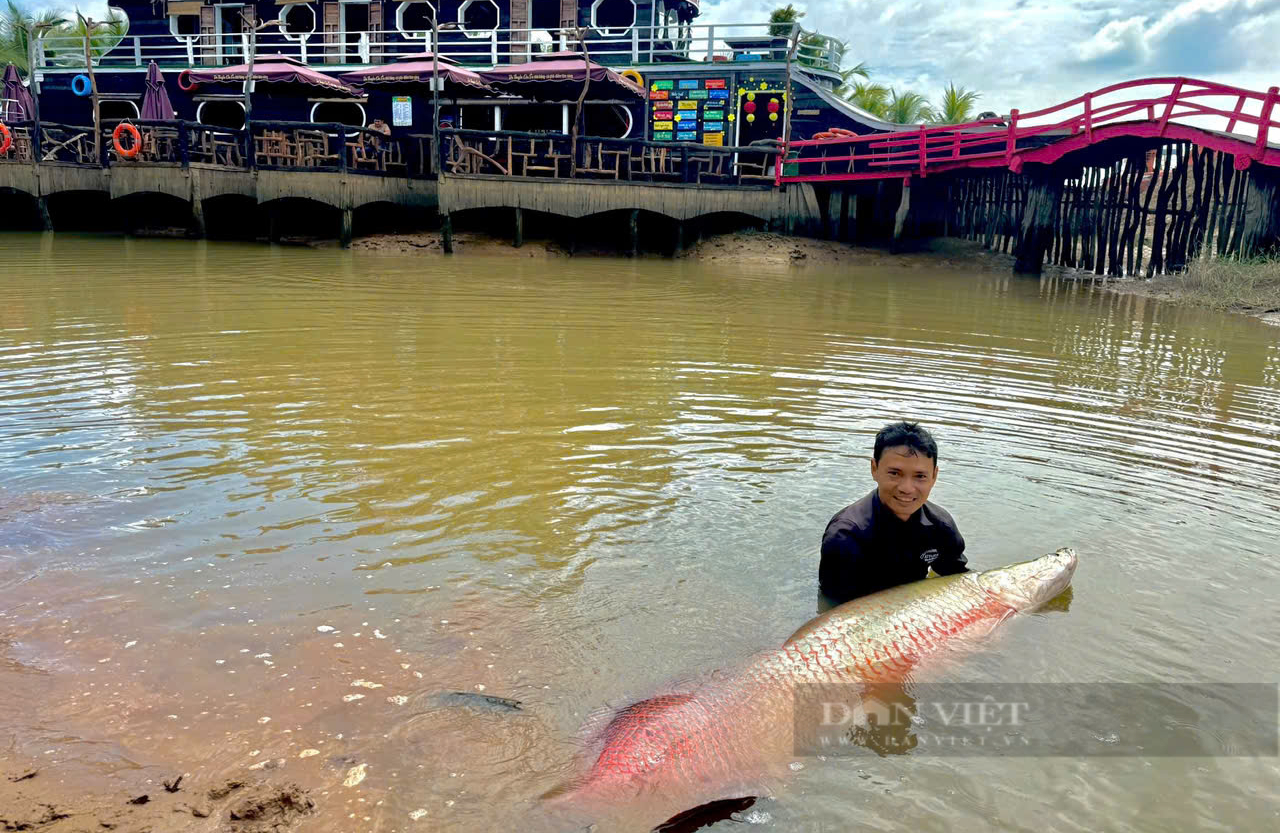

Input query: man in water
[819,421,968,605]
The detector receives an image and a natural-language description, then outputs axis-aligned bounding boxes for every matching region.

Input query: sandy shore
[348,228,1083,276]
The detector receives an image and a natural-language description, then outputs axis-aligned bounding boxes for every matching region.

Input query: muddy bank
[0,766,312,833]
[1097,268,1280,326]
[348,228,1083,277]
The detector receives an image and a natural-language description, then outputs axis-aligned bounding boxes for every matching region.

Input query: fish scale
[551,550,1077,824]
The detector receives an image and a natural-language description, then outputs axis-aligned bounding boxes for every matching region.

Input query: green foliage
[930,82,981,125]
[843,80,891,117]
[834,67,987,127]
[1154,256,1280,312]
[769,4,803,39]
[0,0,68,72]
[0,3,127,73]
[883,89,934,124]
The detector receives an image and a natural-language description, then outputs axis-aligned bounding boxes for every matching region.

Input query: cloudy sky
[47,0,1280,114]
[698,0,1279,114]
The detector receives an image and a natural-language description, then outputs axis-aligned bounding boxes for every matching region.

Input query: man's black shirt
[819,489,968,604]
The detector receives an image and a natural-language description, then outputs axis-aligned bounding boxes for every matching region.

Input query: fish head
[976,548,1078,611]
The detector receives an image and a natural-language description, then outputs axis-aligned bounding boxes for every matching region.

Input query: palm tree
[843,79,891,118]
[834,61,871,95]
[0,1,68,72]
[930,82,981,125]
[769,4,803,39]
[883,89,933,124]
[62,8,127,63]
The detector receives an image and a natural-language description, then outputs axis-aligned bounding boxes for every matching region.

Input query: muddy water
[1,232,1278,832]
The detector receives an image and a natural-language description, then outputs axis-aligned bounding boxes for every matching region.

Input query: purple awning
[188,56,362,97]
[341,54,495,94]
[141,61,176,121]
[2,63,36,122]
[479,55,644,101]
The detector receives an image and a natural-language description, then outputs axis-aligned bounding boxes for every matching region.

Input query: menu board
[649,77,730,145]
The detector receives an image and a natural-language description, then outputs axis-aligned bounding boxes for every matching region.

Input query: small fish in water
[429,691,523,713]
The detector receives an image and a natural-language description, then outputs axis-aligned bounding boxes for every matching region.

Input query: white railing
[33,23,844,74]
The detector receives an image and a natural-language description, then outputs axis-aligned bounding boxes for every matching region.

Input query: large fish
[545,549,1078,830]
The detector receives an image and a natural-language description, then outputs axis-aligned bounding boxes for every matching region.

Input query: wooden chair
[255,129,296,167]
[382,141,408,175]
[695,151,727,183]
[577,141,625,179]
[209,131,243,167]
[737,139,781,181]
[348,137,383,171]
[296,129,338,167]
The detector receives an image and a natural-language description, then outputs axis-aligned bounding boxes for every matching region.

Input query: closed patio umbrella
[1,63,36,122]
[140,61,175,121]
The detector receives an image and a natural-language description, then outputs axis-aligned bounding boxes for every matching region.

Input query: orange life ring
[112,122,142,159]
[812,131,836,140]
[828,127,856,137]
[0,123,10,156]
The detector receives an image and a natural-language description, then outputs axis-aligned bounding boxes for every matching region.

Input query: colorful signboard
[647,76,732,146]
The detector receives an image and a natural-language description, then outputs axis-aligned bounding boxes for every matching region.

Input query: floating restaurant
[3,2,1277,274]
[20,0,861,150]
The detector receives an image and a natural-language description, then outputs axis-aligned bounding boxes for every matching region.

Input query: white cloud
[696,0,1280,117]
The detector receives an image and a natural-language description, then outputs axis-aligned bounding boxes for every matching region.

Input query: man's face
[870,446,938,521]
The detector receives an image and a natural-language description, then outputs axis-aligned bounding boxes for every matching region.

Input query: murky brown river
[1,232,1278,832]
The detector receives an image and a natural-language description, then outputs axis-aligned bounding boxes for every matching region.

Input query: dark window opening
[99,100,140,123]
[312,101,366,127]
[173,14,199,36]
[595,0,634,31]
[462,2,498,32]
[531,1,560,30]
[283,5,316,35]
[199,100,246,130]
[500,105,561,133]
[401,3,436,32]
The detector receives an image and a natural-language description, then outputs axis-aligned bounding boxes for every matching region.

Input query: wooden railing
[782,77,1280,183]
[0,119,424,176]
[33,22,843,74]
[440,128,781,185]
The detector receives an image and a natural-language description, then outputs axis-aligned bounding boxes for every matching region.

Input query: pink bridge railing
[778,77,1280,184]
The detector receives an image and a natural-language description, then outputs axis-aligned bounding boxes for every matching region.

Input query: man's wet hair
[873,421,939,464]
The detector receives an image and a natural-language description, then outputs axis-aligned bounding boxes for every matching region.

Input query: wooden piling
[513,207,523,248]
[1240,164,1280,257]
[891,178,912,253]
[628,208,639,257]
[339,208,353,248]
[1013,166,1064,276]
[36,196,53,232]
[441,212,453,254]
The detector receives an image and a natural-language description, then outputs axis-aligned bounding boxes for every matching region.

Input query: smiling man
[819,421,968,605]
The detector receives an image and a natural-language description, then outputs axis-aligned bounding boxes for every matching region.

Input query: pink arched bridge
[780,77,1280,184]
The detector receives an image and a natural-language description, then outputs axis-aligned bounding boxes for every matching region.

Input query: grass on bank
[1147,256,1280,313]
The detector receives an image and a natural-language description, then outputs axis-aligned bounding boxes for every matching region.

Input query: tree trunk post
[1013,165,1065,276]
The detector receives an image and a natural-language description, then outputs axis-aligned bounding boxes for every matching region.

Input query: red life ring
[177,69,198,92]
[0,123,10,156]
[812,131,836,140]
[828,127,856,137]
[112,122,142,159]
